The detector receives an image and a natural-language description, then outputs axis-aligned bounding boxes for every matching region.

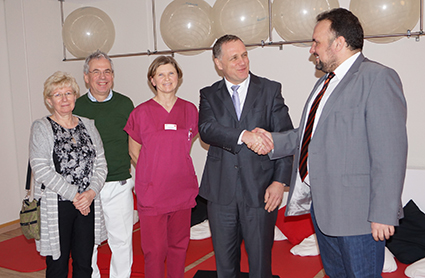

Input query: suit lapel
[239,73,261,121]
[216,78,239,121]
[315,53,365,131]
[299,77,326,131]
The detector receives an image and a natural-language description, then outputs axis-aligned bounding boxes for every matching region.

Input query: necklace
[69,130,77,145]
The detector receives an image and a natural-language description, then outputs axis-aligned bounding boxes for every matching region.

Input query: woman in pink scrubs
[124,56,199,277]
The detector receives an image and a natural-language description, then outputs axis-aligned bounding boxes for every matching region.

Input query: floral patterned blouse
[47,117,96,201]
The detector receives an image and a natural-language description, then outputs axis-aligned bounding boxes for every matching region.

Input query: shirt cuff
[238,130,246,145]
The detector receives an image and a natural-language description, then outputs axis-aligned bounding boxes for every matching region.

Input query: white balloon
[212,0,269,46]
[160,0,215,55]
[350,0,420,44]
[62,7,115,58]
[273,0,340,47]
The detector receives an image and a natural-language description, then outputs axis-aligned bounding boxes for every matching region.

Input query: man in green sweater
[73,50,135,278]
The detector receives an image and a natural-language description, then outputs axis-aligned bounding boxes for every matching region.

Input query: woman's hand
[73,190,96,215]
[79,207,91,216]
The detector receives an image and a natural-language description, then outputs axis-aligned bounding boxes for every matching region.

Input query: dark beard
[315,60,324,71]
[315,59,336,73]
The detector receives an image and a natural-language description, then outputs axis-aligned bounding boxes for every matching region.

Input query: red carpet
[382,261,409,278]
[97,224,215,277]
[184,240,325,278]
[0,235,45,272]
[0,228,411,277]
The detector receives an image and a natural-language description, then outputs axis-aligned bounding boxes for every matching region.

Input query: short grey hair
[83,50,114,74]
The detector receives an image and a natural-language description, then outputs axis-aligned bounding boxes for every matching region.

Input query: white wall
[0,0,22,226]
[1,0,424,225]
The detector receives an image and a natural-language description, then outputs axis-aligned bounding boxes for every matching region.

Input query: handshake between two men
[242,128,274,155]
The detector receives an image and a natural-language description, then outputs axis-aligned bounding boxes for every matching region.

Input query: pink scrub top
[124,98,199,215]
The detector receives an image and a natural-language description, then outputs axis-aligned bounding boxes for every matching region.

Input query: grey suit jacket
[270,54,407,236]
[199,73,293,207]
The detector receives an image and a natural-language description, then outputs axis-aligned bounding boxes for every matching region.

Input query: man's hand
[264,181,284,212]
[371,222,395,241]
[243,128,274,155]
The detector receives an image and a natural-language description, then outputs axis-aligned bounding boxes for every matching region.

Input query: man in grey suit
[198,34,293,277]
[252,8,407,278]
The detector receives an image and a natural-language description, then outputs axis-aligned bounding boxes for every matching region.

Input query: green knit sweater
[73,91,134,182]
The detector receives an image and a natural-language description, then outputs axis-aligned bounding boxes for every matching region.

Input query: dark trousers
[208,179,277,278]
[46,201,95,278]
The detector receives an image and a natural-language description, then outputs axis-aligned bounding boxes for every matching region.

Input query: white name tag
[164,124,177,130]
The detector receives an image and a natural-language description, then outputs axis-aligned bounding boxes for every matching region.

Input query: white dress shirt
[87,89,113,102]
[300,52,361,185]
[224,75,251,144]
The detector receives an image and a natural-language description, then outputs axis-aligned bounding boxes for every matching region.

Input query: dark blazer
[271,54,407,236]
[199,73,293,207]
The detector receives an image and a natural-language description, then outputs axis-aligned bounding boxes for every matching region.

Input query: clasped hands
[242,128,274,155]
[72,189,96,216]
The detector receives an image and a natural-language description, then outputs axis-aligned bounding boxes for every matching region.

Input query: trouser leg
[166,209,191,278]
[311,204,385,278]
[208,200,242,278]
[72,202,94,278]
[139,212,167,278]
[92,179,134,278]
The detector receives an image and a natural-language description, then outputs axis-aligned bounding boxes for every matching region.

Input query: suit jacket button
[234,165,238,169]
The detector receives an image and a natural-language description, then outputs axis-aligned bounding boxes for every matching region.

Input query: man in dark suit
[252,8,407,277]
[198,34,293,277]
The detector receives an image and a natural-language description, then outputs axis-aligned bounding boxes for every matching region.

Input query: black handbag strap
[25,161,32,190]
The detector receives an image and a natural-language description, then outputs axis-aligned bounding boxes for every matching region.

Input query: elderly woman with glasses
[29,71,107,278]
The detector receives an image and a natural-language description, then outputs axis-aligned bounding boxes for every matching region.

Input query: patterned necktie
[231,85,241,120]
[299,72,335,182]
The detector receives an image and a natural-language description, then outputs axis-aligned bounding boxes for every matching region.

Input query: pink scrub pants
[139,208,191,278]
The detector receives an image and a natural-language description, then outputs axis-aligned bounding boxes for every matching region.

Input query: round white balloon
[212,0,269,46]
[350,0,420,43]
[62,7,115,58]
[160,0,215,55]
[273,0,340,47]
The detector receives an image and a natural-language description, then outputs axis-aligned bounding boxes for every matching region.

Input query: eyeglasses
[50,91,75,99]
[88,69,113,77]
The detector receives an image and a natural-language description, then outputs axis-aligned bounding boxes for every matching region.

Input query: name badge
[164,124,177,130]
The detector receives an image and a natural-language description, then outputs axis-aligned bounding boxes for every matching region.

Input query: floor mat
[184,240,324,278]
[193,270,280,277]
[0,235,45,272]
[97,225,215,277]
[0,229,410,277]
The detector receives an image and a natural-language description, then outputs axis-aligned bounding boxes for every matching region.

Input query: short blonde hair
[43,71,80,108]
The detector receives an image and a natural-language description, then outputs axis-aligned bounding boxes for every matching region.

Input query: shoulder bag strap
[25,161,31,190]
